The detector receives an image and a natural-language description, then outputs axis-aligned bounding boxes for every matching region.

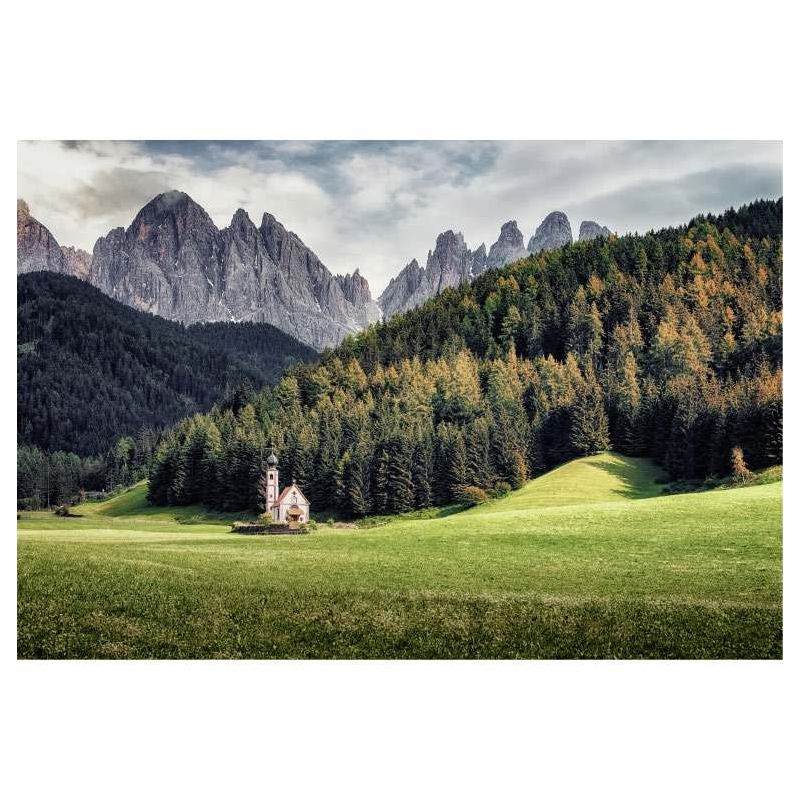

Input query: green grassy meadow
[17,453,782,659]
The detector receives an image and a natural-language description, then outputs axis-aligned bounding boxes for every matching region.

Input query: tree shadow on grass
[586,456,664,501]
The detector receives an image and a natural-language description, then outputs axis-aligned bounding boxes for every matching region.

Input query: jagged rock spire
[528,211,573,254]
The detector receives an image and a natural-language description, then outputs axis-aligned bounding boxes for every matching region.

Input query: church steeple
[265,450,279,513]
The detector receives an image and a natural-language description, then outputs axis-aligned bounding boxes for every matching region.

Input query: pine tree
[614,351,641,454]
[169,449,187,505]
[148,439,176,506]
[282,419,316,492]
[500,306,522,352]
[664,387,700,480]
[371,446,390,514]
[489,406,528,489]
[181,418,217,504]
[344,446,371,517]
[464,417,491,488]
[386,434,415,513]
[435,424,468,501]
[570,373,610,456]
[636,246,648,277]
[567,287,603,360]
[313,400,342,503]
[200,422,222,504]
[412,438,433,509]
[526,422,546,476]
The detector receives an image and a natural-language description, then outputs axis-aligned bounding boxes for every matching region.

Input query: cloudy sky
[18,140,782,293]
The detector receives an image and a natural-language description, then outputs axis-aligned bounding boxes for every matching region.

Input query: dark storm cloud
[139,139,500,195]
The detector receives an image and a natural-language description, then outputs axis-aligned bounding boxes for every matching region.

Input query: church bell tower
[265,450,279,515]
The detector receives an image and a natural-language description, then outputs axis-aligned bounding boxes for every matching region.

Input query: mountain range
[377,212,611,317]
[17,193,612,348]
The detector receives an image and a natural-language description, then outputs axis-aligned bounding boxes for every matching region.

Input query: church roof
[271,483,309,509]
[267,451,279,466]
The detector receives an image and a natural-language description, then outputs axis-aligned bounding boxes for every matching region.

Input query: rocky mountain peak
[17,199,70,275]
[337,268,372,305]
[528,211,573,254]
[150,189,191,211]
[377,259,426,318]
[429,230,471,290]
[378,229,481,318]
[501,220,523,240]
[579,220,612,241]
[231,207,255,227]
[487,220,528,269]
[433,229,466,259]
[132,190,215,232]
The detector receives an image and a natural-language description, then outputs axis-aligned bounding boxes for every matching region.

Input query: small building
[264,451,310,525]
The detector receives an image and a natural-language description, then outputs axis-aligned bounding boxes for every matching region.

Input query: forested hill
[148,198,782,515]
[328,198,783,368]
[692,197,783,241]
[18,272,317,454]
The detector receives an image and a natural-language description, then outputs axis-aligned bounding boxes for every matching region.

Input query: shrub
[490,482,512,499]
[456,485,489,506]
[731,446,752,483]
[53,505,82,518]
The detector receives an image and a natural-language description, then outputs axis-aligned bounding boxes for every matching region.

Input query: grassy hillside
[87,482,254,524]
[17,455,782,659]
[476,451,665,511]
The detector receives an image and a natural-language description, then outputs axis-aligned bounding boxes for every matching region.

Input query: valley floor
[17,453,782,658]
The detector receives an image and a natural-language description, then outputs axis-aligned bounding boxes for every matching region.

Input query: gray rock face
[378,230,490,318]
[579,220,612,241]
[424,230,472,293]
[487,220,529,270]
[471,243,488,276]
[336,269,382,327]
[377,259,425,318]
[84,191,380,351]
[60,245,92,279]
[17,199,70,275]
[90,191,225,321]
[528,211,573,254]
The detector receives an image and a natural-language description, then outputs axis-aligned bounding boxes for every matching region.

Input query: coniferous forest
[17,273,316,506]
[146,199,782,515]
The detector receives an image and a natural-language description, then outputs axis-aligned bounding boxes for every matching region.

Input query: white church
[264,451,311,525]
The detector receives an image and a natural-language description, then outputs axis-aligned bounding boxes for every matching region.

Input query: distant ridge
[378,210,612,317]
[17,272,317,454]
[17,193,380,351]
